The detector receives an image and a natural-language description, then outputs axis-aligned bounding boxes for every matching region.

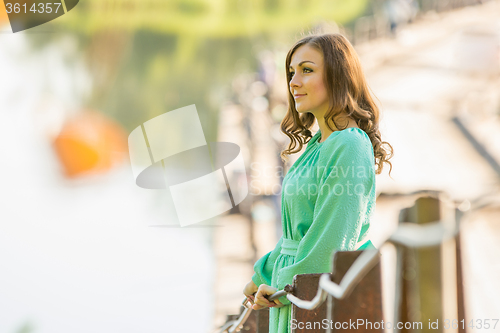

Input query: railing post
[223,306,269,333]
[328,251,384,332]
[256,308,269,333]
[398,196,443,332]
[291,274,329,332]
[289,251,383,332]
[455,208,466,333]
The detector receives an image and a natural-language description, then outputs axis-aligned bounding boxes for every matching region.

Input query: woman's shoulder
[322,127,371,152]
[318,127,375,167]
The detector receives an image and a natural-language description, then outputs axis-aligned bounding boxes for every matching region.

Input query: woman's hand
[252,284,284,310]
[243,280,258,305]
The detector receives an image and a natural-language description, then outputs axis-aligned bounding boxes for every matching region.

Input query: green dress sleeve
[251,236,284,287]
[275,132,376,305]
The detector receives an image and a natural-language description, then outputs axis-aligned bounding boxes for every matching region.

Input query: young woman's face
[289,44,329,117]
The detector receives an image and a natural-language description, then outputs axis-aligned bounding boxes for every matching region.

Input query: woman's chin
[297,108,314,115]
[295,104,314,114]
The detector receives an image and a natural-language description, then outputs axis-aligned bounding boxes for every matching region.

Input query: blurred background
[0,0,499,332]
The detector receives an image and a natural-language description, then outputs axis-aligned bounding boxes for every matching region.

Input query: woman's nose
[290,74,301,89]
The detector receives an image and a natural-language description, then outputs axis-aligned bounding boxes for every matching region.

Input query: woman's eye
[289,71,295,77]
[303,67,312,73]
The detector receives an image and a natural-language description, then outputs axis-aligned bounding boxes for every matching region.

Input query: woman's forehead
[290,45,323,67]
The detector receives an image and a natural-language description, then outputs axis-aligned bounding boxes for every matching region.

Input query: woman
[242,33,393,333]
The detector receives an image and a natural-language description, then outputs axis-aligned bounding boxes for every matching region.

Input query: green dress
[251,127,376,333]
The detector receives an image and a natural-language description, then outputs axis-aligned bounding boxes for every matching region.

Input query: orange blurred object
[0,3,9,27]
[53,111,128,178]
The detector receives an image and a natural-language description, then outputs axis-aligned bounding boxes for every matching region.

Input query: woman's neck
[316,115,359,143]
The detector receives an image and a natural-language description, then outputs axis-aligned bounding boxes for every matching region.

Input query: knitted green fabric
[251,127,376,333]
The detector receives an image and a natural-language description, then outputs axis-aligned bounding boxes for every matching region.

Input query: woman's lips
[294,94,306,99]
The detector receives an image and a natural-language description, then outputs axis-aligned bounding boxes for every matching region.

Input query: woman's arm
[244,237,284,309]
[251,236,284,287]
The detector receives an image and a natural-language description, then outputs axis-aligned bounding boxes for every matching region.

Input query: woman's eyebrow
[289,60,316,69]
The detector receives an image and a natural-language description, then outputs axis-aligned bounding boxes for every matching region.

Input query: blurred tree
[27,0,370,141]
[61,0,369,37]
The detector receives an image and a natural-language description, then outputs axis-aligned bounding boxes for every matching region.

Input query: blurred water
[0,25,214,333]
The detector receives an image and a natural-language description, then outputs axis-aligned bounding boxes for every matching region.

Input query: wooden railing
[216,192,496,333]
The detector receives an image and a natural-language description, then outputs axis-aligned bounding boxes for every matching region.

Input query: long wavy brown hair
[281,33,393,176]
